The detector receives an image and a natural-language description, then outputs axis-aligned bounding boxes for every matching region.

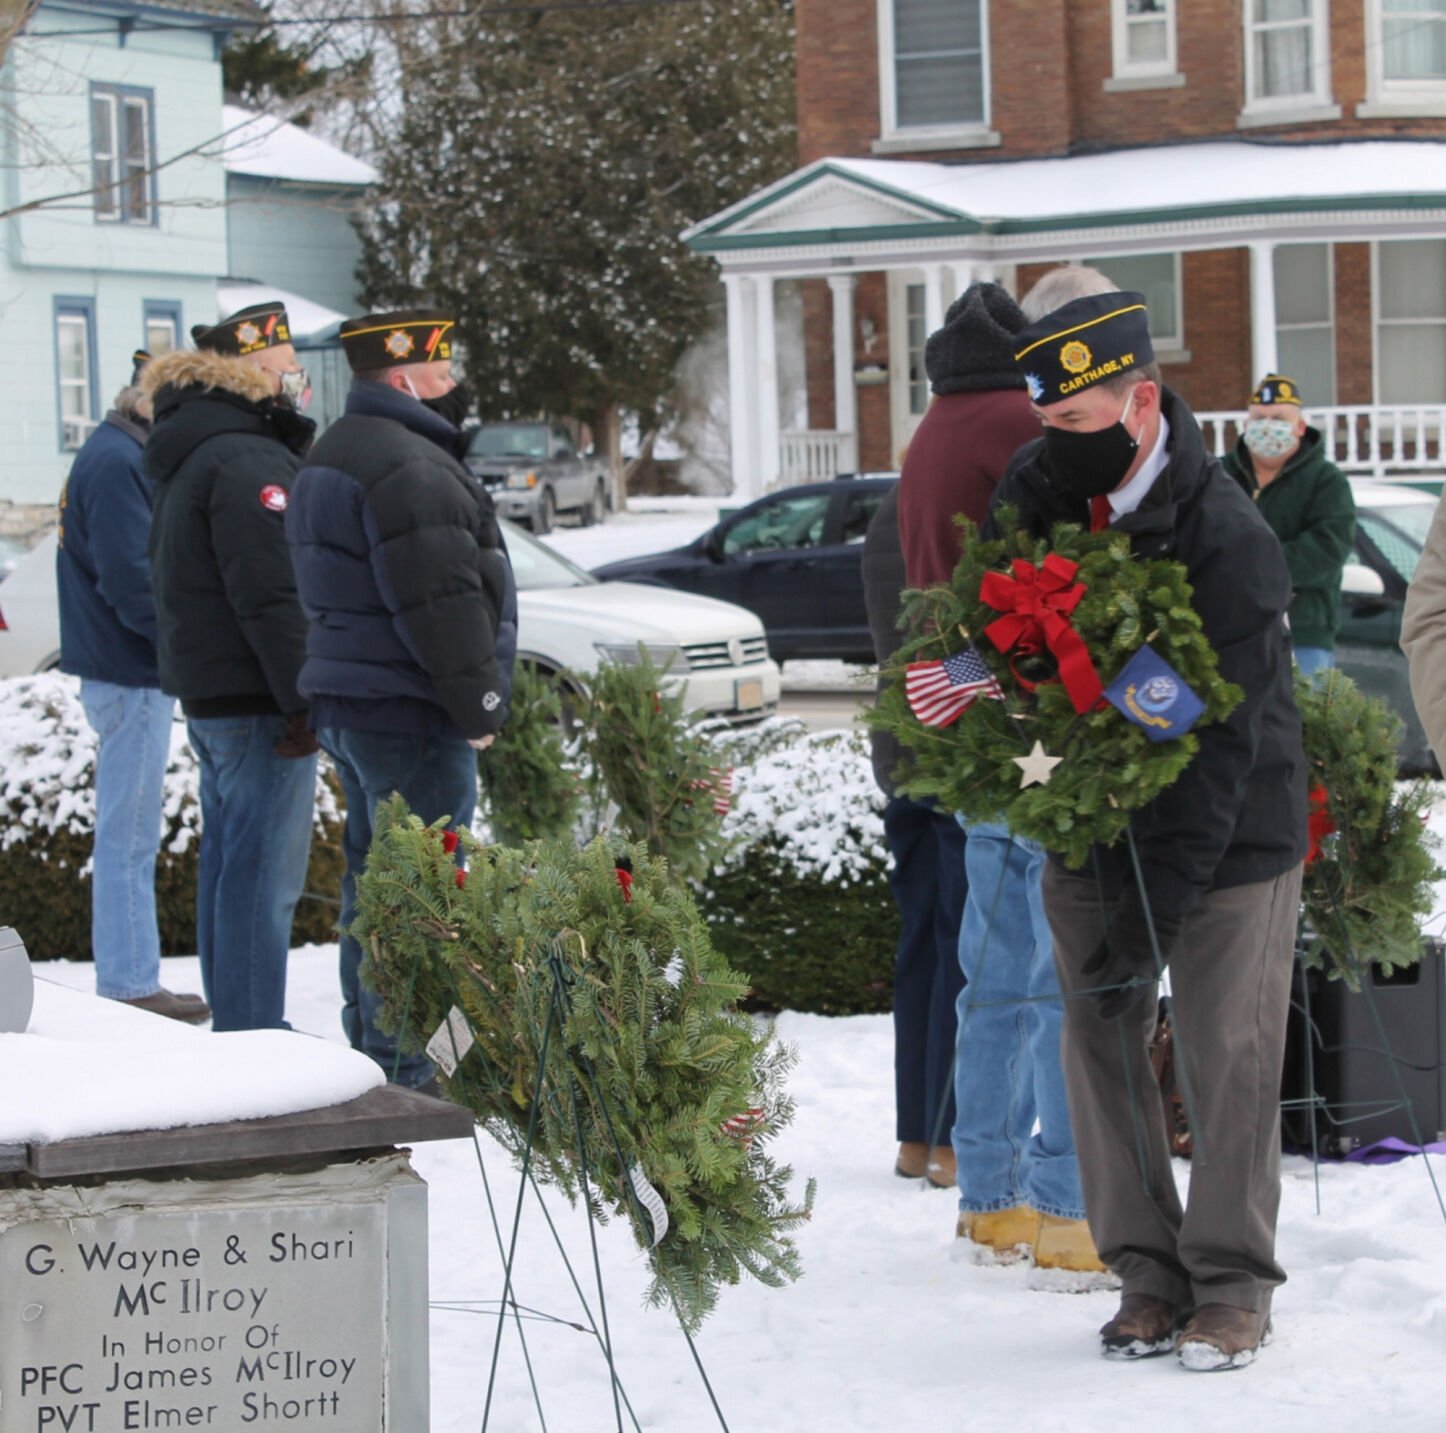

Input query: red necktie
[1090,495,1112,533]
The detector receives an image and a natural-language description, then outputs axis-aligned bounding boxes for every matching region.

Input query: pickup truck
[462,421,612,533]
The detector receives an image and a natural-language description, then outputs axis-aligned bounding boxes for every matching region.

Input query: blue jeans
[321,725,478,1088]
[884,797,966,1145]
[79,680,175,999]
[1294,646,1334,677]
[187,714,317,1031]
[953,820,1085,1220]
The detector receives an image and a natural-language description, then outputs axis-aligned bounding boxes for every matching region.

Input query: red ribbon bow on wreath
[1305,782,1336,866]
[979,554,1104,715]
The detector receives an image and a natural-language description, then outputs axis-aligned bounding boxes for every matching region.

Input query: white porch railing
[1196,404,1446,480]
[780,429,858,484]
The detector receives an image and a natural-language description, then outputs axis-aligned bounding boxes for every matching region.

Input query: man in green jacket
[1222,374,1356,674]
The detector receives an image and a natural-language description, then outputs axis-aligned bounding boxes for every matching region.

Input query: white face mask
[278,368,311,411]
[1242,417,1298,461]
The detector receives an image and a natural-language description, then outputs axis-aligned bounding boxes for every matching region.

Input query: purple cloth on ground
[1343,1136,1446,1164]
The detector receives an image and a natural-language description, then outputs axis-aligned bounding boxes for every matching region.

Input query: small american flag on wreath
[905,645,1004,728]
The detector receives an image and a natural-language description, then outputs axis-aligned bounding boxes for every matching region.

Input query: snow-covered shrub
[700,722,898,1015]
[0,674,344,959]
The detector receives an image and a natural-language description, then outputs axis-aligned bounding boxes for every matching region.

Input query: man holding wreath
[988,293,1307,1371]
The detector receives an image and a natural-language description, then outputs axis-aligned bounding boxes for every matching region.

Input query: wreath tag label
[426,1005,476,1076]
[628,1163,671,1247]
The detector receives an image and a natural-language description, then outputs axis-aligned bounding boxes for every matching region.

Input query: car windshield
[499,519,595,591]
[1355,494,1438,584]
[468,424,549,460]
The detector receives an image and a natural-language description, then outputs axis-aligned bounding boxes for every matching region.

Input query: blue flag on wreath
[1103,644,1205,742]
[906,645,1004,728]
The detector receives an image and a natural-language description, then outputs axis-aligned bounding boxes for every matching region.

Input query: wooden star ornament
[1013,741,1063,788]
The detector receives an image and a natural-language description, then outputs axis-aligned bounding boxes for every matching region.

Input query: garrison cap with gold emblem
[1250,373,1303,407]
[130,349,151,384]
[1014,291,1154,406]
[339,309,456,373]
[191,302,292,356]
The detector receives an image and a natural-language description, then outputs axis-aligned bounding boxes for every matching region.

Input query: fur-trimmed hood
[140,347,276,405]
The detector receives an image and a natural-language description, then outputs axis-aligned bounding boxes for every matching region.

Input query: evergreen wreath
[1296,670,1441,987]
[353,797,815,1333]
[872,517,1242,867]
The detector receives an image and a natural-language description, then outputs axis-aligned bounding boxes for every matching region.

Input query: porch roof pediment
[684,140,1446,257]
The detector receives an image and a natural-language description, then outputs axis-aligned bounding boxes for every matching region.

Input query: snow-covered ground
[33,950,1446,1433]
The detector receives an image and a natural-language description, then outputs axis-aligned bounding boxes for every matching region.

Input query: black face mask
[1042,391,1140,502]
[421,380,473,430]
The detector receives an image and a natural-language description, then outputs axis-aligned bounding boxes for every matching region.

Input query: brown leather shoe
[120,989,212,1024]
[895,1141,929,1179]
[1176,1303,1271,1372]
[925,1145,956,1188]
[1099,1292,1184,1358]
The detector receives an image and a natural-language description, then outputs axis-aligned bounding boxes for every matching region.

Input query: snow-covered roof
[685,139,1446,259]
[221,105,376,187]
[217,281,348,338]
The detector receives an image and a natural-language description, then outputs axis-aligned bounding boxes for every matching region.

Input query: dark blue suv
[591,477,896,662]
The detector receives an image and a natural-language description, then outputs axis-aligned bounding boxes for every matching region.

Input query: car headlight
[506,470,539,490]
[594,642,690,673]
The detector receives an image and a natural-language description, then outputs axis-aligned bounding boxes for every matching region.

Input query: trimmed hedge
[0,674,344,961]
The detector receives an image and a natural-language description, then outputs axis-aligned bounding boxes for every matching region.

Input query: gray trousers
[1042,862,1303,1314]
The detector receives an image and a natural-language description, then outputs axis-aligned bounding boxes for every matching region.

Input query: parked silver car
[464,421,612,534]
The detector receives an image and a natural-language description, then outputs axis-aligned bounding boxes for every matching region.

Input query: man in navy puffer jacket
[58,354,208,1023]
[286,308,516,1087]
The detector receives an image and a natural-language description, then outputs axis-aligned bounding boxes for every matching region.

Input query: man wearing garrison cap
[1222,374,1355,676]
[144,301,318,1033]
[286,309,516,1089]
[989,293,1308,1371]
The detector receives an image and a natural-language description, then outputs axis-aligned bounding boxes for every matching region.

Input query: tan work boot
[925,1145,956,1189]
[895,1141,929,1179]
[1176,1303,1272,1372]
[956,1205,1039,1263]
[1099,1292,1183,1358]
[1033,1214,1108,1274]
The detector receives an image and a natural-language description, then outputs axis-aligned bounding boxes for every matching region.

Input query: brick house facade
[686,1,1446,493]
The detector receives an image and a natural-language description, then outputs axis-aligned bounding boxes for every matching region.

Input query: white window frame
[1362,0,1446,117]
[91,83,154,225]
[55,305,97,453]
[1106,0,1183,91]
[1372,239,1446,404]
[873,0,1000,154]
[1274,242,1337,406]
[1239,0,1341,128]
[1077,250,1187,357]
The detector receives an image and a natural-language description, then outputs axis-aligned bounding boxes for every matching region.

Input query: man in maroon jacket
[896,281,1102,1277]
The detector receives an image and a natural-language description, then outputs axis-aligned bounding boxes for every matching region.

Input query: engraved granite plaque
[0,1156,426,1433]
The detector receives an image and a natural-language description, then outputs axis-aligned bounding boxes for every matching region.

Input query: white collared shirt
[1106,413,1172,521]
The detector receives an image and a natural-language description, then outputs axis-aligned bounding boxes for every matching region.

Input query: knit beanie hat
[925,281,1028,395]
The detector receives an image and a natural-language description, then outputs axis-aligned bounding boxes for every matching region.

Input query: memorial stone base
[0,1087,472,1433]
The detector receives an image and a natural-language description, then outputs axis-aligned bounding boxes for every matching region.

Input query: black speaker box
[1281,938,1446,1156]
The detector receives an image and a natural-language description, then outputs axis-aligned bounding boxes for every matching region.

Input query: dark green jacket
[1222,428,1355,651]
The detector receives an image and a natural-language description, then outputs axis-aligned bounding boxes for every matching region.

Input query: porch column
[723,272,758,499]
[827,274,858,472]
[948,261,975,301]
[971,260,998,284]
[922,263,946,340]
[754,273,781,493]
[1248,241,1279,383]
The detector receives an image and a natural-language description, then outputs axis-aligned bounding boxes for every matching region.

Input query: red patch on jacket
[259,485,288,513]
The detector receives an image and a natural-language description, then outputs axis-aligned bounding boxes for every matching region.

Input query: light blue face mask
[1242,417,1297,461]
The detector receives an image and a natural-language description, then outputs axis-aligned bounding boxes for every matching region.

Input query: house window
[879,0,988,137]
[1080,252,1183,350]
[144,301,181,355]
[1111,0,1177,79]
[1370,0,1446,100]
[1243,0,1333,110]
[906,283,929,416]
[91,84,154,224]
[1377,240,1446,403]
[1274,244,1335,405]
[55,301,98,452]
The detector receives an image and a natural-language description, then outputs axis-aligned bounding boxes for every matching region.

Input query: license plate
[735,678,765,711]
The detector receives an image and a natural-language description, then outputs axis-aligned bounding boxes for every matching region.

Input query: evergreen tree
[221,4,360,124]
[354,799,814,1332]
[354,0,796,444]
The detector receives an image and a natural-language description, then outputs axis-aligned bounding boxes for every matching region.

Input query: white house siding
[1,13,229,503]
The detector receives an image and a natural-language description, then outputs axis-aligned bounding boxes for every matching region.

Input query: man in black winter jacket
[996,294,1307,1371]
[143,303,319,1033]
[286,308,517,1087]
